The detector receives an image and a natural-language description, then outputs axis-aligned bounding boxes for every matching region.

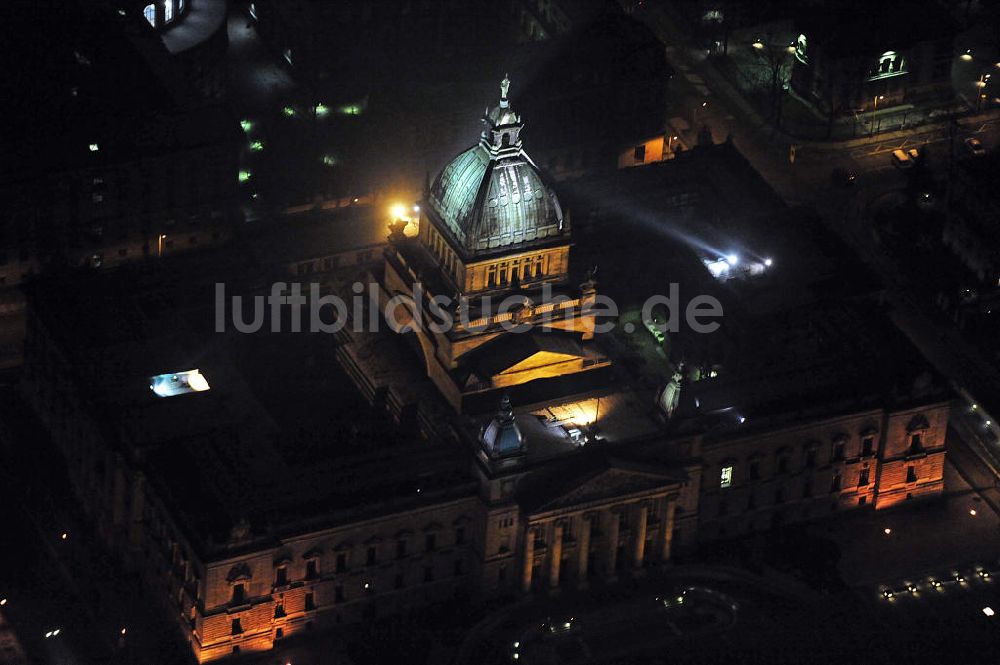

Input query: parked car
[891,148,919,169]
[965,137,987,156]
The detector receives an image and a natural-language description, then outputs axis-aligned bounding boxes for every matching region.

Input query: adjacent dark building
[789,0,956,118]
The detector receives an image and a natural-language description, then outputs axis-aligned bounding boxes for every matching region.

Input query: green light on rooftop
[322,154,337,166]
[89,143,99,152]
[341,105,361,116]
[240,119,252,133]
[250,140,264,152]
[315,103,329,117]
[283,106,296,117]
[238,170,251,183]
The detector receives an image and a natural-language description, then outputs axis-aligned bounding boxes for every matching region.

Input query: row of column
[521,496,676,592]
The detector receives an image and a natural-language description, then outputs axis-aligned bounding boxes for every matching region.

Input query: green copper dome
[427,77,566,257]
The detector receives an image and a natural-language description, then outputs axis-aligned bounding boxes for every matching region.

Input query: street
[633,0,1000,483]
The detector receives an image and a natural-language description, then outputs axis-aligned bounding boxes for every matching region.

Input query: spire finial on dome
[500,74,510,108]
[498,393,514,419]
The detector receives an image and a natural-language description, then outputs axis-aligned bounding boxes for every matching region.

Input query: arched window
[143,4,156,26]
[164,0,173,22]
[179,0,185,12]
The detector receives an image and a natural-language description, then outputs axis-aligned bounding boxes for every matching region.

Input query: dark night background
[4,0,1000,664]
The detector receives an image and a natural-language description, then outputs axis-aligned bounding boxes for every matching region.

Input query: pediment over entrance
[460,330,586,380]
[501,349,583,375]
[517,456,683,516]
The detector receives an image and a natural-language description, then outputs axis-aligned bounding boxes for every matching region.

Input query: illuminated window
[164,0,173,22]
[143,4,156,26]
[870,51,906,80]
[149,369,210,397]
[720,465,734,488]
[179,0,184,11]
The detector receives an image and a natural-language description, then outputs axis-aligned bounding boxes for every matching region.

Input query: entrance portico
[517,464,682,592]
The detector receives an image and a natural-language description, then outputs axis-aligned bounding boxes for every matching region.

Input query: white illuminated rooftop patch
[703,254,770,282]
[150,369,211,397]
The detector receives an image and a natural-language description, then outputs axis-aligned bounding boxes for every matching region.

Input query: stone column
[522,527,535,593]
[549,521,563,590]
[605,508,620,579]
[632,502,648,571]
[661,497,677,562]
[577,513,592,588]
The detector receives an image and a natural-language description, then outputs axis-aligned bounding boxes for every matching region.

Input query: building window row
[720,432,886,489]
[484,254,546,288]
[268,526,466,587]
[427,226,458,278]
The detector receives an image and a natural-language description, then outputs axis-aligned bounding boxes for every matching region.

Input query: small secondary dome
[427,76,565,256]
[480,394,525,458]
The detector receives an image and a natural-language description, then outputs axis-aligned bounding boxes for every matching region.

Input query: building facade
[19,73,953,665]
[789,3,955,117]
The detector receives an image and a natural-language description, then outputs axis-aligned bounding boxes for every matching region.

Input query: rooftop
[0,0,235,181]
[26,258,474,561]
[793,0,955,56]
[158,0,227,54]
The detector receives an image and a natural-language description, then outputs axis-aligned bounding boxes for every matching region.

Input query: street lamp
[975,74,991,112]
[961,49,973,61]
[870,95,885,137]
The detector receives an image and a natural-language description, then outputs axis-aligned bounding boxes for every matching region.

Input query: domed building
[381,77,610,413]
